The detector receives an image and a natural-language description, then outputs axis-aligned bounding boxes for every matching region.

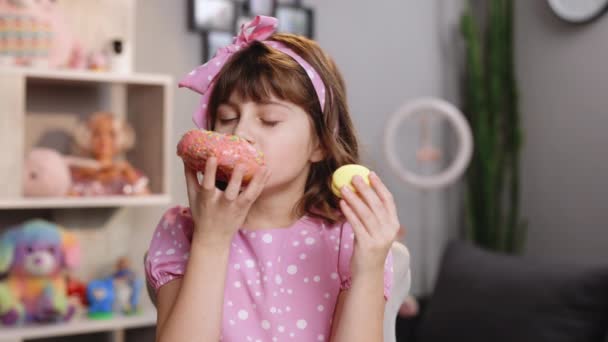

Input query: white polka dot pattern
[145,205,395,341]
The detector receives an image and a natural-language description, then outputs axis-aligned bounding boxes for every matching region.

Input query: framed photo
[235,15,255,32]
[234,1,255,32]
[275,4,314,38]
[204,31,234,61]
[277,0,300,5]
[233,0,274,32]
[248,0,276,16]
[189,0,237,32]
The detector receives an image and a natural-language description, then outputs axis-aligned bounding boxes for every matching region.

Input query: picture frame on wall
[234,0,274,32]
[277,0,300,5]
[275,4,314,38]
[235,14,255,32]
[234,1,255,32]
[204,31,234,61]
[191,0,315,63]
[189,0,237,32]
[248,0,276,16]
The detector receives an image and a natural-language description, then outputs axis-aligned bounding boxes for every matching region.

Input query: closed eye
[262,120,279,127]
[218,118,237,124]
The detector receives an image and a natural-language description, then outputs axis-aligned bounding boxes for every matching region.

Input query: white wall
[515,1,608,263]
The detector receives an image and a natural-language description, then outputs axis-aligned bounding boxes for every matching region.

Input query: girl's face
[213,92,324,191]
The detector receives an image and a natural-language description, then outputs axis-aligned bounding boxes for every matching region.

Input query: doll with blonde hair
[69,112,149,196]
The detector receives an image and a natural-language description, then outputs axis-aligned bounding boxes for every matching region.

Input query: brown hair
[207,33,359,224]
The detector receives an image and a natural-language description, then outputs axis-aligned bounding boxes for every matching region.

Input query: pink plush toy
[23,148,72,197]
[0,219,80,325]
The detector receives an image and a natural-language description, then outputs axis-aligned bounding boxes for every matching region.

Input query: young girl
[145,16,405,342]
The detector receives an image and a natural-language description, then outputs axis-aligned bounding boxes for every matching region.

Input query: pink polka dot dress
[145,206,394,341]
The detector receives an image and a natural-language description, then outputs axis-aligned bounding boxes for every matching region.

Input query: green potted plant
[460,0,526,253]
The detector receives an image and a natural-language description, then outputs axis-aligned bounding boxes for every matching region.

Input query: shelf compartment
[0,68,173,208]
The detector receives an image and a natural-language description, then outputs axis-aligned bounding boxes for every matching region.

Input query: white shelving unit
[0,67,173,207]
[0,67,172,341]
[1,2,165,340]
[0,309,156,342]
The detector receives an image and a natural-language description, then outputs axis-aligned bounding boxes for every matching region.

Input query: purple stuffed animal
[0,219,80,325]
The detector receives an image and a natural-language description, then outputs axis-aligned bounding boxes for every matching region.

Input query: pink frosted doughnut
[177,129,265,185]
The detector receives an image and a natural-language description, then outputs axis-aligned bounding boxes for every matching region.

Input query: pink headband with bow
[178,15,327,129]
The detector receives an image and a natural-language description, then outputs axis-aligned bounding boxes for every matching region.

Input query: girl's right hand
[184,157,270,247]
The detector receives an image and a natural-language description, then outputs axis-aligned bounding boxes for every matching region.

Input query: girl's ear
[60,229,80,269]
[310,146,325,163]
[0,228,18,274]
[309,133,326,163]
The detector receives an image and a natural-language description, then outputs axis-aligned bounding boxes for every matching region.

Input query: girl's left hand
[339,171,401,279]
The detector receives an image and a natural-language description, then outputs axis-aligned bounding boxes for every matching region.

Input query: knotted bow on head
[178,15,327,129]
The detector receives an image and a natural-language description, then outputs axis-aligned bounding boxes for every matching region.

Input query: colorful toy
[86,278,114,320]
[331,164,371,198]
[0,219,80,326]
[177,129,265,185]
[66,275,88,307]
[86,257,143,319]
[112,257,143,315]
[69,112,150,196]
[23,148,72,197]
[0,0,77,68]
[86,50,109,72]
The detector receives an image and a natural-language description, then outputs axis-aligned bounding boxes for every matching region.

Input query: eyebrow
[219,101,239,111]
[259,100,293,112]
[221,100,292,112]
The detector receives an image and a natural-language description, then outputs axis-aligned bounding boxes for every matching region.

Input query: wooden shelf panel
[0,195,170,210]
[0,67,172,86]
[0,310,156,341]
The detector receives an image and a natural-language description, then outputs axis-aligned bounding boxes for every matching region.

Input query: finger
[183,162,198,204]
[202,157,218,191]
[340,200,370,241]
[369,172,397,218]
[224,164,245,201]
[341,185,376,235]
[238,167,269,206]
[351,175,386,219]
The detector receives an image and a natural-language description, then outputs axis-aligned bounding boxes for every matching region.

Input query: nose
[234,118,256,145]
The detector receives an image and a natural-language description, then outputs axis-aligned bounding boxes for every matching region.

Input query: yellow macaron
[331,164,371,198]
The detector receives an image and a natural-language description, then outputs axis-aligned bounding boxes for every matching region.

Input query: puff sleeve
[144,206,194,293]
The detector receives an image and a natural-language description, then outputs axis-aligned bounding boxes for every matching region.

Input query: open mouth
[215,179,249,193]
[215,179,228,191]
